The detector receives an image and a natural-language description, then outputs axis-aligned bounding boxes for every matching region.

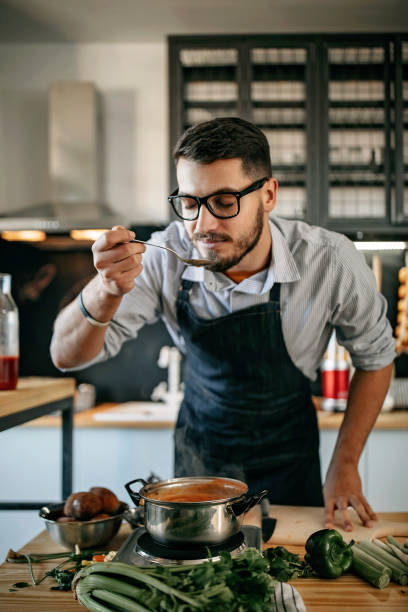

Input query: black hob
[114,525,261,566]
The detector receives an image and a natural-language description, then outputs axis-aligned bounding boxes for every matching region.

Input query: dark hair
[173,117,272,178]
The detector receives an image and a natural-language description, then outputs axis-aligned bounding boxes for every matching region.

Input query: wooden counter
[22,401,408,430]
[1,513,407,611]
[0,377,75,420]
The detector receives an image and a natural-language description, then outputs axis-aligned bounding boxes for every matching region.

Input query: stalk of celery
[351,546,391,589]
[73,562,202,609]
[355,542,408,585]
[374,538,408,567]
[386,536,408,565]
[92,588,149,612]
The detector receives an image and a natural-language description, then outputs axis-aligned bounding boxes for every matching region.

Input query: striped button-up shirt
[88,216,396,381]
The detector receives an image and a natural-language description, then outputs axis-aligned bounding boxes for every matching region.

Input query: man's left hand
[323,460,378,532]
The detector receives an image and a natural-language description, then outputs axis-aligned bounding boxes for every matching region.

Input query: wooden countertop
[0,377,76,419]
[1,513,407,611]
[22,401,408,430]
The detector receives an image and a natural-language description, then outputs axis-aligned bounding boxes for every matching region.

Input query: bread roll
[63,491,103,520]
[89,487,120,514]
[57,516,77,523]
[398,267,407,283]
[396,328,408,344]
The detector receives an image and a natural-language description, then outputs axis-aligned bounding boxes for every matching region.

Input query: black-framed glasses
[168,177,269,221]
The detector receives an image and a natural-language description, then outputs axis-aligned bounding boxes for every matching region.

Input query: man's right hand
[92,225,146,296]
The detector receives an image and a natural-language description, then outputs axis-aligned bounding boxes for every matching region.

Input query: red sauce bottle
[0,273,19,390]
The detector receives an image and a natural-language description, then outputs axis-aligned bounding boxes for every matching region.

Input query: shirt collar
[269,218,300,283]
[181,218,300,288]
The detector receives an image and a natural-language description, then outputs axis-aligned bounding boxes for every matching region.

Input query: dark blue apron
[174,278,324,506]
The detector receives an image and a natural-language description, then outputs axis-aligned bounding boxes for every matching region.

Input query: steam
[174,423,246,483]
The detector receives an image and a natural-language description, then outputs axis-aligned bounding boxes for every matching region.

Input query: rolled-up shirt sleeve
[329,235,396,370]
[63,241,165,373]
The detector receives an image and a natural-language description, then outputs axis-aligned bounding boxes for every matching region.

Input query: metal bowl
[39,501,128,550]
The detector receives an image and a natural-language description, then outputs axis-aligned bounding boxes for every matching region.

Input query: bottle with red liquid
[0,273,19,390]
[321,331,350,411]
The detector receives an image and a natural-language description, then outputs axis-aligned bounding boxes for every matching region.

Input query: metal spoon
[130,239,215,267]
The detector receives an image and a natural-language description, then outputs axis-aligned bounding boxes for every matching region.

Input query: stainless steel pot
[125,476,268,547]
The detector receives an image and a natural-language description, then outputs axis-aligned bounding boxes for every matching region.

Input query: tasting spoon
[130,239,215,267]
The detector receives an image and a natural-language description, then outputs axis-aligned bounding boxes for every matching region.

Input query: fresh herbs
[8,581,30,592]
[73,548,277,611]
[7,548,109,591]
[264,546,315,581]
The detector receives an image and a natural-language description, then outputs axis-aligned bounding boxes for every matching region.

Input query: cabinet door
[320,41,391,230]
[249,44,316,222]
[169,44,240,190]
[391,37,408,225]
[365,431,408,512]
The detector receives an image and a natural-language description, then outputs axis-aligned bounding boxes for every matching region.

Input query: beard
[192,202,265,273]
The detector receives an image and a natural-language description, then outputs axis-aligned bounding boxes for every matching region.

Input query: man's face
[177,157,276,272]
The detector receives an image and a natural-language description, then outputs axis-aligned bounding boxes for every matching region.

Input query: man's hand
[323,459,377,532]
[92,225,146,297]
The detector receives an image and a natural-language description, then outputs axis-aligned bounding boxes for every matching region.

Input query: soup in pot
[146,478,246,503]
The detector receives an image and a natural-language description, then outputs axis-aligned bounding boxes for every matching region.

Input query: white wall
[0,43,169,224]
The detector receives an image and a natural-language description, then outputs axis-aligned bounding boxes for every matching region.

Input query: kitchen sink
[93,401,180,423]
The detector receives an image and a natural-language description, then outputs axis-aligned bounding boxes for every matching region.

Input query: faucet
[151,346,184,408]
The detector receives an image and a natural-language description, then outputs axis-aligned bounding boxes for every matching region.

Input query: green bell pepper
[304,529,354,579]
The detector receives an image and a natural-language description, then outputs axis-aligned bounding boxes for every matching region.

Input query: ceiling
[0,0,407,44]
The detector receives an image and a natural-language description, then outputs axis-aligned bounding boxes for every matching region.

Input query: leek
[351,546,391,589]
[355,541,408,585]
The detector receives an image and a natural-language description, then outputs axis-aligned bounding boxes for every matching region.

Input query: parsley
[265,546,316,582]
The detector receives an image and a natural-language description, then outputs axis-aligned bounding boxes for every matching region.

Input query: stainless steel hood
[0,81,129,233]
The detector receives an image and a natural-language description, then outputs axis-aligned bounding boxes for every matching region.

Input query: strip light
[1,230,46,242]
[353,242,408,251]
[70,229,108,241]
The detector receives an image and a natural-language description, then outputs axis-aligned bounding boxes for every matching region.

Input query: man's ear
[263,178,278,214]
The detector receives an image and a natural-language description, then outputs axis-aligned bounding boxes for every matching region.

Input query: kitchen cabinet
[320,428,408,512]
[169,33,408,237]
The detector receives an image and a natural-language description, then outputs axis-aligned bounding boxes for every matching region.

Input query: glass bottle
[0,273,19,390]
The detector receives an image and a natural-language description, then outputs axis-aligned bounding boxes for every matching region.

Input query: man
[51,117,395,532]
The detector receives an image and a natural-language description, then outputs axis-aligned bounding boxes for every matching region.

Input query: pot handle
[230,489,269,518]
[124,478,148,507]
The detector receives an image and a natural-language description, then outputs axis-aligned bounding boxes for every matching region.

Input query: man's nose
[195,203,218,233]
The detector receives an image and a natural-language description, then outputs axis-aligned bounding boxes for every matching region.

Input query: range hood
[0,81,129,233]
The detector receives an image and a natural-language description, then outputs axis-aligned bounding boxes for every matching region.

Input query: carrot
[92,554,106,563]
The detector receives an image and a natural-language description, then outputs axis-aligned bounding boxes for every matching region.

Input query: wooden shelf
[329,100,386,108]
[328,179,385,186]
[184,100,237,109]
[252,100,306,108]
